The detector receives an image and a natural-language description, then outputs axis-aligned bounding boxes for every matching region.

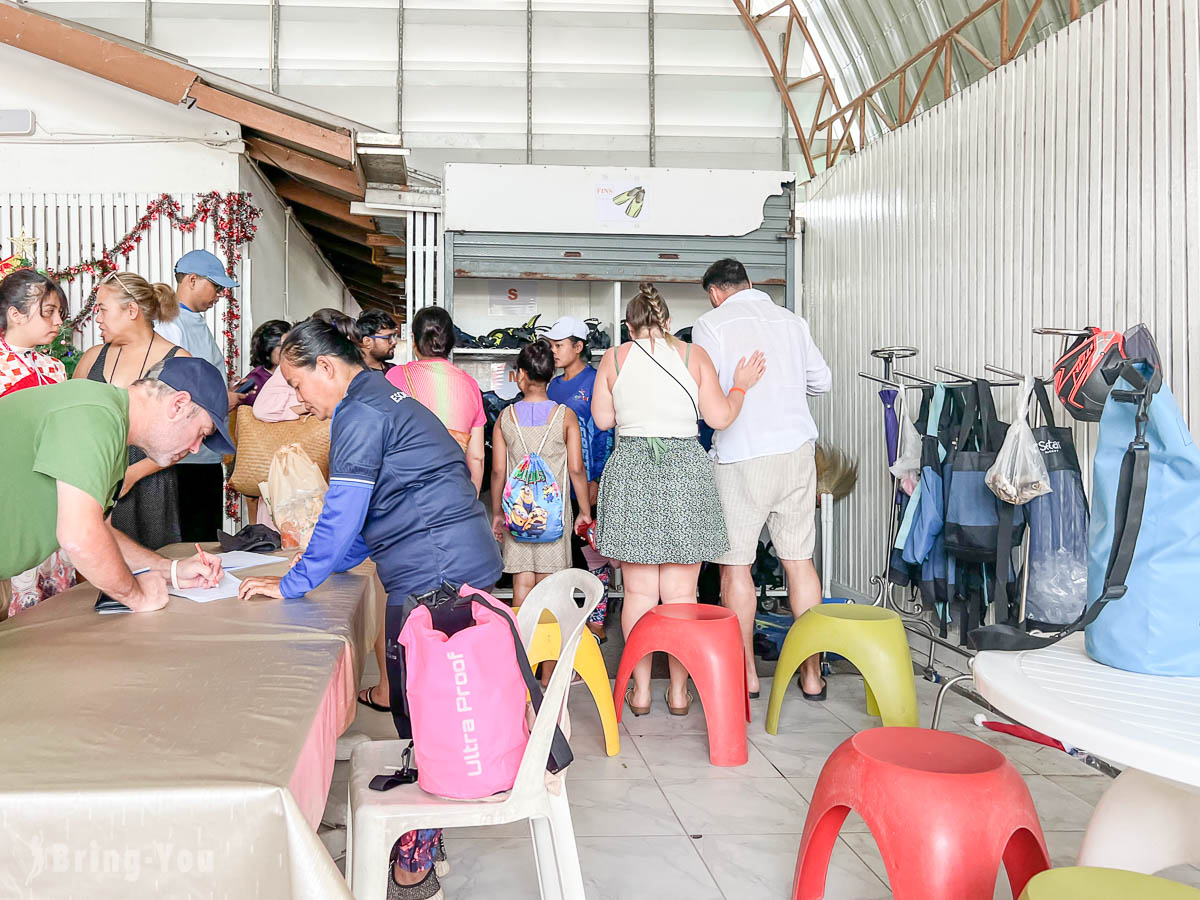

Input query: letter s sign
[508,288,519,301]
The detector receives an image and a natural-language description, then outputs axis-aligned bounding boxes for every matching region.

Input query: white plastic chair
[346,569,603,900]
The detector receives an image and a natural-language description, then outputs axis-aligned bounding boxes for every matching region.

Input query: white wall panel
[802,0,1200,600]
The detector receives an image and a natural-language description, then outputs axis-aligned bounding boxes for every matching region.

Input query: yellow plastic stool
[521,609,620,756]
[765,604,918,734]
[1019,867,1200,899]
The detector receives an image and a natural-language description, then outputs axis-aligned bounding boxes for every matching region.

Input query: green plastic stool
[765,604,918,734]
[1019,867,1200,899]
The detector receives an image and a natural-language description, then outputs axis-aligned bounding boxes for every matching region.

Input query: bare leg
[781,557,824,694]
[719,564,759,695]
[659,563,701,709]
[621,562,661,709]
[512,571,536,607]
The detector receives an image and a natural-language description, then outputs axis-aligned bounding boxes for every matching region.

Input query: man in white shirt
[155,249,246,541]
[692,258,832,700]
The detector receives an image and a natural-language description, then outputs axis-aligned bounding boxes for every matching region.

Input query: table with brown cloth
[0,545,385,900]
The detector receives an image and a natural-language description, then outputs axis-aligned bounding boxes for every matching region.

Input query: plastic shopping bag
[985,377,1052,505]
[889,413,922,495]
[266,443,327,550]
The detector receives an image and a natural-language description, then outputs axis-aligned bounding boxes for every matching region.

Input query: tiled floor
[325,668,1200,899]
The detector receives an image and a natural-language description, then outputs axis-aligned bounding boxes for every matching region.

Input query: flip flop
[357,686,391,713]
[800,677,828,702]
[624,687,650,717]
[665,689,694,716]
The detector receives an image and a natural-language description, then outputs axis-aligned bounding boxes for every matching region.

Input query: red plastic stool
[793,727,1049,900]
[612,604,751,766]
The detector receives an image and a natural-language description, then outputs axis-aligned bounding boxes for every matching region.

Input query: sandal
[800,677,828,702]
[357,685,391,713]
[665,689,694,717]
[624,687,650,717]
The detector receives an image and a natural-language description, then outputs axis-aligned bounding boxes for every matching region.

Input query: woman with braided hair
[591,283,765,717]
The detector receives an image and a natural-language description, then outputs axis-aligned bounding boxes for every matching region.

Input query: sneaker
[435,835,449,877]
[387,865,443,900]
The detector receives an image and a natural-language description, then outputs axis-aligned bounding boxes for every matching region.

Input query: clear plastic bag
[266,443,328,550]
[889,413,922,495]
[985,377,1052,505]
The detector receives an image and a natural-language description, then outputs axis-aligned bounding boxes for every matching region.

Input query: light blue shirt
[156,305,226,465]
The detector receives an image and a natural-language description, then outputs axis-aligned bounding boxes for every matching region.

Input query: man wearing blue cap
[156,249,246,542]
[0,356,233,613]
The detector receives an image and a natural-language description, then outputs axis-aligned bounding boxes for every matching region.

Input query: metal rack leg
[930,673,973,730]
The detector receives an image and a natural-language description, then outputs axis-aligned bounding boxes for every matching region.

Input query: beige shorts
[711,443,817,566]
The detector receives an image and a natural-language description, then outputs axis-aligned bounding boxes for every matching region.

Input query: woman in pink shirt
[386,307,486,492]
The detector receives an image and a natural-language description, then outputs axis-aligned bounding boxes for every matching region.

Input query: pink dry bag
[398,592,529,799]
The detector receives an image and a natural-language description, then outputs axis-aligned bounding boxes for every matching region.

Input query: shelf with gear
[437,164,799,393]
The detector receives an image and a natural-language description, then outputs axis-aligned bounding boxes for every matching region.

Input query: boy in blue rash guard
[545,316,614,639]
[238,313,500,900]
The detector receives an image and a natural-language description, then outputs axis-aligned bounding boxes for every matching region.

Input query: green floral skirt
[595,436,730,565]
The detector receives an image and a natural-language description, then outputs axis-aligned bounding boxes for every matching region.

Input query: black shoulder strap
[632,339,701,423]
[465,589,574,774]
[1032,378,1057,428]
[969,373,1152,652]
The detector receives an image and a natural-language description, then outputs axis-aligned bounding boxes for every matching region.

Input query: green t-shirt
[0,380,130,578]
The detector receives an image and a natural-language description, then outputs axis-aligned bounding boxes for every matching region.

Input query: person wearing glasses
[153,249,245,542]
[356,309,399,373]
[73,272,192,551]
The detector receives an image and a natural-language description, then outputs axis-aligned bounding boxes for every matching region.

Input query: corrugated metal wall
[802,0,1200,599]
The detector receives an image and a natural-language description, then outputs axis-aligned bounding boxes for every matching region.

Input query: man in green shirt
[0,356,235,613]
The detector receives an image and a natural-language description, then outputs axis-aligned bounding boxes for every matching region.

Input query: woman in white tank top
[591,284,765,716]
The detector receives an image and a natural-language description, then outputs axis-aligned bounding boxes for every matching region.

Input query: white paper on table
[217,551,283,570]
[169,573,242,603]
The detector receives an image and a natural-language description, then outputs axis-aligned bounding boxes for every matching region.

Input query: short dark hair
[412,306,455,359]
[0,270,67,330]
[516,338,555,384]
[357,308,396,339]
[281,313,365,370]
[701,258,751,292]
[250,319,290,368]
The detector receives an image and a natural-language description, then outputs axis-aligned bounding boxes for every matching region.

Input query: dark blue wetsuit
[279,369,502,734]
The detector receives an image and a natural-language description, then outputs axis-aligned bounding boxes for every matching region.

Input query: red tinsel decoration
[49,191,263,519]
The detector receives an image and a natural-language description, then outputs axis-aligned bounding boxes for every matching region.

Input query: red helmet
[1052,328,1127,421]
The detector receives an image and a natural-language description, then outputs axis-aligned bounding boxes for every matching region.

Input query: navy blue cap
[175,249,239,289]
[155,357,235,454]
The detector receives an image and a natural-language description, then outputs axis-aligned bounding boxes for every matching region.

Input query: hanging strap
[970,362,1154,651]
[534,405,565,456]
[463,588,574,774]
[1032,378,1058,428]
[508,406,531,457]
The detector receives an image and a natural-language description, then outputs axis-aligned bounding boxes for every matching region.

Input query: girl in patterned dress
[0,270,74,618]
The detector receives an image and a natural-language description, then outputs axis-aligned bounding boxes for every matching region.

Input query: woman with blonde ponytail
[73,272,191,549]
[591,283,766,717]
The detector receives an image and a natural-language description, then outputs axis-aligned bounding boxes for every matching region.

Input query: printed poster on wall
[488,281,538,317]
[595,179,649,226]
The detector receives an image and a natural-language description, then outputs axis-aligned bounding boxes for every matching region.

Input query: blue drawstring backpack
[501,406,566,544]
[972,326,1200,676]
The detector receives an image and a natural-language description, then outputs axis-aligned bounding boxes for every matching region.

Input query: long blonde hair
[101,272,179,324]
[625,283,676,346]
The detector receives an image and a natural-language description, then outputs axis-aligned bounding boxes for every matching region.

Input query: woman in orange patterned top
[0,270,73,617]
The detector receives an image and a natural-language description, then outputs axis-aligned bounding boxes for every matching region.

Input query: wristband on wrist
[730,386,747,397]
[170,559,180,591]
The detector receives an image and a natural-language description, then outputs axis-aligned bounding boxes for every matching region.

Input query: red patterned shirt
[0,338,66,397]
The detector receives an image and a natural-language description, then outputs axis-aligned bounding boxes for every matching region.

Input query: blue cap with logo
[175,249,239,289]
[154,356,235,454]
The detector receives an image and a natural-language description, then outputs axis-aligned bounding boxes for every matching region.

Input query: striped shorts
[711,442,818,565]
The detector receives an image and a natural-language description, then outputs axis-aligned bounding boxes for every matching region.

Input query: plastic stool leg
[864,680,880,718]
[855,653,919,727]
[766,618,817,735]
[1002,826,1053,899]
[792,804,851,900]
[1078,768,1200,874]
[674,631,748,767]
[574,634,620,756]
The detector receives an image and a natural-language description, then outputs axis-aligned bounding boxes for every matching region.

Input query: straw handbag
[229,406,331,498]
